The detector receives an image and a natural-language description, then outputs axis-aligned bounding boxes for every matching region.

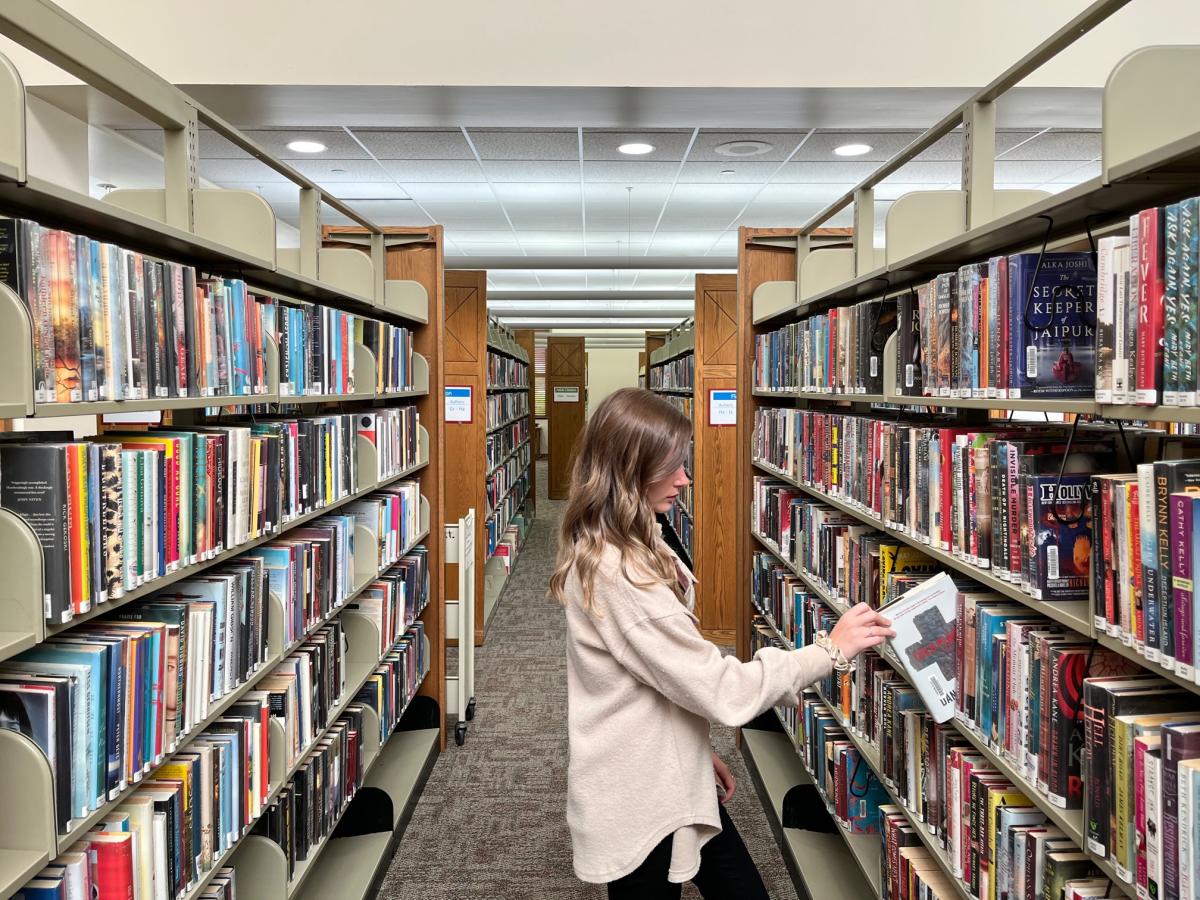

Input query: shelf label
[554,386,580,403]
[709,389,737,426]
[445,385,473,423]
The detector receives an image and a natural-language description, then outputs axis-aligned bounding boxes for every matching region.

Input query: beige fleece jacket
[564,542,833,884]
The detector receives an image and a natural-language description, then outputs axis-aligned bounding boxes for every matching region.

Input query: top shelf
[755,172,1200,324]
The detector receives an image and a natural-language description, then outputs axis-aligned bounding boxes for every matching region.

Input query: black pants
[606,805,770,900]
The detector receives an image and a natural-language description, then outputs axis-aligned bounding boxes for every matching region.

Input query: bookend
[0,728,57,889]
[0,51,25,183]
[799,248,856,304]
[384,280,429,324]
[318,248,375,305]
[885,191,967,267]
[782,784,838,834]
[352,523,381,594]
[397,696,441,732]
[0,507,46,663]
[227,835,288,897]
[1103,45,1200,183]
[331,788,394,839]
[0,283,38,418]
[752,280,799,323]
[355,433,380,493]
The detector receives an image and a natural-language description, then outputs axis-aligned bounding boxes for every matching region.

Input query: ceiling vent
[713,140,774,157]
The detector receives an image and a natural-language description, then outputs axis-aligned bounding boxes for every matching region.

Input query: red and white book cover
[1136,207,1166,404]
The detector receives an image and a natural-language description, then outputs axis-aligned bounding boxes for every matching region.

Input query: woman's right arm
[610,597,894,729]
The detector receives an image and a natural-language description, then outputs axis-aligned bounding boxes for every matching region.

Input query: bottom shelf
[740,728,877,900]
[293,727,440,900]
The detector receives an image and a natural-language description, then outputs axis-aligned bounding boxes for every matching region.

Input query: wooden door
[547,335,586,499]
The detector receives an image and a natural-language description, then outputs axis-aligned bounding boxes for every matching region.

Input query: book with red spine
[86,831,134,900]
[64,443,85,615]
[1137,206,1167,404]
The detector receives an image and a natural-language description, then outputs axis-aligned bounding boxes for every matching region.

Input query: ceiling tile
[350,129,473,160]
[493,182,589,203]
[793,131,923,162]
[677,161,787,183]
[479,160,579,183]
[582,131,695,162]
[582,160,688,183]
[997,130,1101,161]
[995,159,1101,184]
[690,131,813,163]
[469,130,579,161]
[403,183,496,203]
[379,160,486,182]
[241,128,371,160]
[199,158,291,183]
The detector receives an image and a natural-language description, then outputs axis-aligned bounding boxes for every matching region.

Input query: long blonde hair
[548,387,692,612]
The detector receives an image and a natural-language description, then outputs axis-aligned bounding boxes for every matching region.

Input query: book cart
[0,5,445,899]
[735,2,1200,899]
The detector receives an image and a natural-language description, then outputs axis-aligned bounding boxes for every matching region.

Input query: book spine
[1181,198,1199,406]
[1175,493,1197,680]
[1097,237,1116,402]
[1084,682,1109,855]
[1185,497,1200,681]
[1138,207,1166,404]
[1115,716,1134,878]
[1165,203,1182,405]
[1148,751,1164,900]
[1157,467,1178,666]
[1140,464,1163,661]
[1128,214,1142,406]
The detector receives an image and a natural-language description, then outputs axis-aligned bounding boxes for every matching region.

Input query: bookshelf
[737,10,1200,900]
[438,272,533,644]
[649,318,695,566]
[0,11,445,899]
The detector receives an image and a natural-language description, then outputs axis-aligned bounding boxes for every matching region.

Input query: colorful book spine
[1164,203,1182,406]
[1182,198,1200,406]
[1137,207,1166,405]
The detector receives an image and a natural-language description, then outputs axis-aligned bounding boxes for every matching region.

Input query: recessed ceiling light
[833,143,873,157]
[714,140,773,158]
[286,140,327,154]
[720,169,736,176]
[618,142,655,155]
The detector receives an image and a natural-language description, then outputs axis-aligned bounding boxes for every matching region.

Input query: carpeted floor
[378,461,798,900]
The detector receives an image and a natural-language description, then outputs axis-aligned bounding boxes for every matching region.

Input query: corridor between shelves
[377,460,798,899]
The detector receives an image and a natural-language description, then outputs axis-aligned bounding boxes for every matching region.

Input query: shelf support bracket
[792,233,810,305]
[962,100,996,230]
[162,104,198,232]
[371,231,387,305]
[853,187,874,275]
[298,186,321,278]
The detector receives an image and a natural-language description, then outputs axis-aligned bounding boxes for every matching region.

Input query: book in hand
[883,571,958,723]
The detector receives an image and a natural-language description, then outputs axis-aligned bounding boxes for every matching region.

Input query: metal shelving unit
[740,6,1200,900]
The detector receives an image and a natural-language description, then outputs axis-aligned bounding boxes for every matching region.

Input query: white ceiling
[100,123,1102,323]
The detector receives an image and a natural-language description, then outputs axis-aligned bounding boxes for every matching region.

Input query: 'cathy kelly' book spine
[1172,492,1195,679]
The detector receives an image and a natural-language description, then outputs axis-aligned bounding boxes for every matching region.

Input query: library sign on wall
[553,386,580,403]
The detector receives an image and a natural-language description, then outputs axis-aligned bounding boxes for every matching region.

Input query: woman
[549,388,894,899]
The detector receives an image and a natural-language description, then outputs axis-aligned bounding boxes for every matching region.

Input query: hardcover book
[1007,252,1097,398]
[883,571,958,723]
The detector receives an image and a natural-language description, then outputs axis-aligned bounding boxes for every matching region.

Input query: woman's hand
[712,752,736,804]
[828,602,896,660]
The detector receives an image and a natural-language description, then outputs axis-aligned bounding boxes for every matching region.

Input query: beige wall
[586,348,641,421]
[3,1,1200,90]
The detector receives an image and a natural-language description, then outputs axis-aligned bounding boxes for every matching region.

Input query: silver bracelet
[814,630,853,672]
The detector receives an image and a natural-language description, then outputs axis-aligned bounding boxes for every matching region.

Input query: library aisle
[378,462,798,900]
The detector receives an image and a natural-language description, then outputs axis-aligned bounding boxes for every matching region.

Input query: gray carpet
[379,461,798,899]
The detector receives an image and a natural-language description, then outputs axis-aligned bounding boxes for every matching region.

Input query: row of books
[751,407,1141,603]
[648,354,694,392]
[485,474,530,558]
[254,621,428,879]
[485,417,530,474]
[486,390,529,431]
[486,350,528,390]
[664,501,693,560]
[348,481,426,571]
[19,865,234,900]
[269,300,358,398]
[1094,200,1200,407]
[0,218,273,403]
[355,406,423,482]
[486,446,531,515]
[490,519,527,575]
[0,413,369,622]
[656,393,693,420]
[755,502,1200,900]
[753,298,894,395]
[1092,458,1200,681]
[359,316,417,396]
